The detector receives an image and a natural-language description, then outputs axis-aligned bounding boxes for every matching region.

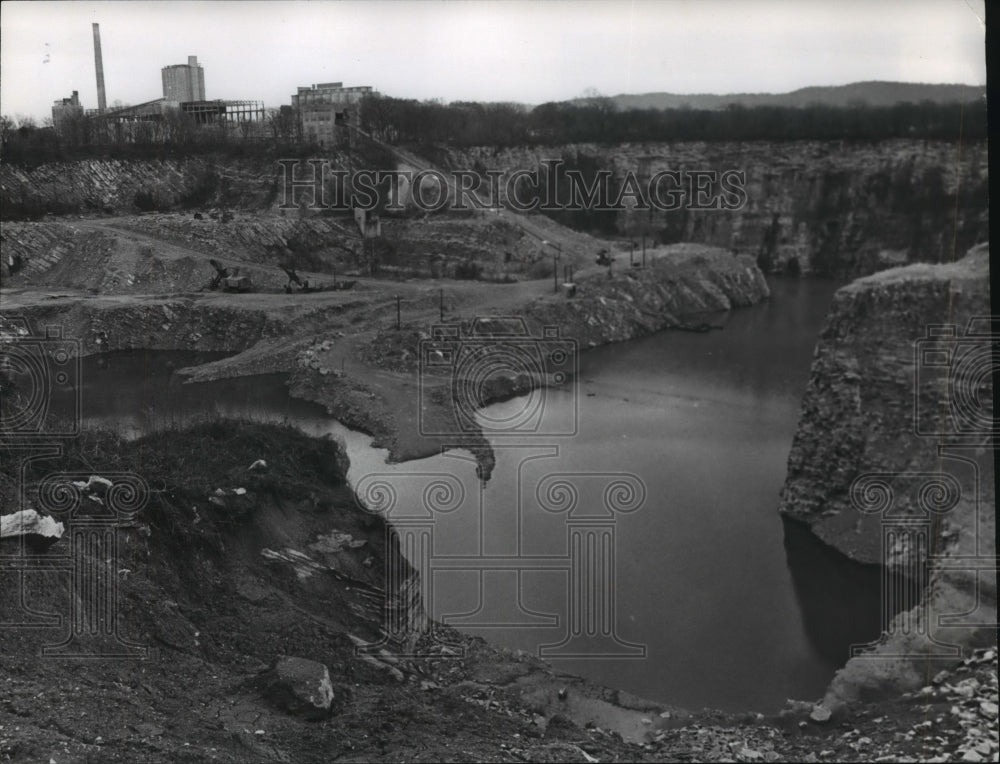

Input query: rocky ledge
[526,244,769,346]
[778,244,995,707]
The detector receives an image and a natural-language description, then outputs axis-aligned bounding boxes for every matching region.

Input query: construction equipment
[281,263,357,293]
[208,258,230,290]
[281,264,304,292]
[208,259,254,293]
[223,275,254,293]
[596,249,614,267]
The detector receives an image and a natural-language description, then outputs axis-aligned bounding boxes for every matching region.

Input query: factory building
[162,56,206,102]
[51,91,84,133]
[292,82,374,145]
[50,25,382,147]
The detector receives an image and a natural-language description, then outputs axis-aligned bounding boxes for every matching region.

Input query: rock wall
[0,139,403,222]
[436,140,988,277]
[525,244,769,348]
[0,157,278,219]
[777,244,995,706]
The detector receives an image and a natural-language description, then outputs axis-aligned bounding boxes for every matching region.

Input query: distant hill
[579,82,985,111]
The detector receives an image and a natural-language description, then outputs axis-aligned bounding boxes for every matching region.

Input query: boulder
[0,509,64,550]
[256,656,335,721]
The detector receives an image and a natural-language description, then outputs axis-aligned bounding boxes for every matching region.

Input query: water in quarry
[55,277,892,713]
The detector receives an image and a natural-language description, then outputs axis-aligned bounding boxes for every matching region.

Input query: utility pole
[543,240,562,294]
[439,288,444,321]
[395,295,401,330]
[553,242,562,294]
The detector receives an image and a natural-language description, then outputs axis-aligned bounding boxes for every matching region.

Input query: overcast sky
[0,0,986,121]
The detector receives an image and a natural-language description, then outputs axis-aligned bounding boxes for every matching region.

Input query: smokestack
[92,23,107,114]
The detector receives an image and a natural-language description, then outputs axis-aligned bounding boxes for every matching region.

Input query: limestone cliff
[436,140,988,277]
[778,244,995,705]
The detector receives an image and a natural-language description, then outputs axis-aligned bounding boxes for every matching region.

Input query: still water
[55,277,890,712]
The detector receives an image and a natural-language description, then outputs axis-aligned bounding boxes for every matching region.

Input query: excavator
[208,259,254,293]
[280,264,356,293]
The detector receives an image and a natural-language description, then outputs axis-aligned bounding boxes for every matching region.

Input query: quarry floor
[1,212,997,761]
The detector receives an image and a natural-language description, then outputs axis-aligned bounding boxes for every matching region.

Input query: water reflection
[781,517,888,667]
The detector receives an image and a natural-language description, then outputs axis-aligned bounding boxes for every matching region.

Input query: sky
[0,0,987,122]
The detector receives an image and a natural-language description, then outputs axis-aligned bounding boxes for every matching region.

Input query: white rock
[1,510,64,541]
[809,705,832,723]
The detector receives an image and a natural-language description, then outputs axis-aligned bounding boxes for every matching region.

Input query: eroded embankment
[778,243,995,708]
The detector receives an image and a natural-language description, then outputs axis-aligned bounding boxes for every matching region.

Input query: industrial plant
[50,23,374,143]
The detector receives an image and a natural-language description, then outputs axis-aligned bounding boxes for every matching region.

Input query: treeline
[0,110,321,168]
[360,95,986,146]
[2,95,985,168]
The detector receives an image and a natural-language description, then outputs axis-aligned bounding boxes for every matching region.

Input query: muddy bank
[777,244,995,707]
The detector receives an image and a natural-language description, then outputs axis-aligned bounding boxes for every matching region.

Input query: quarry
[0,11,995,763]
